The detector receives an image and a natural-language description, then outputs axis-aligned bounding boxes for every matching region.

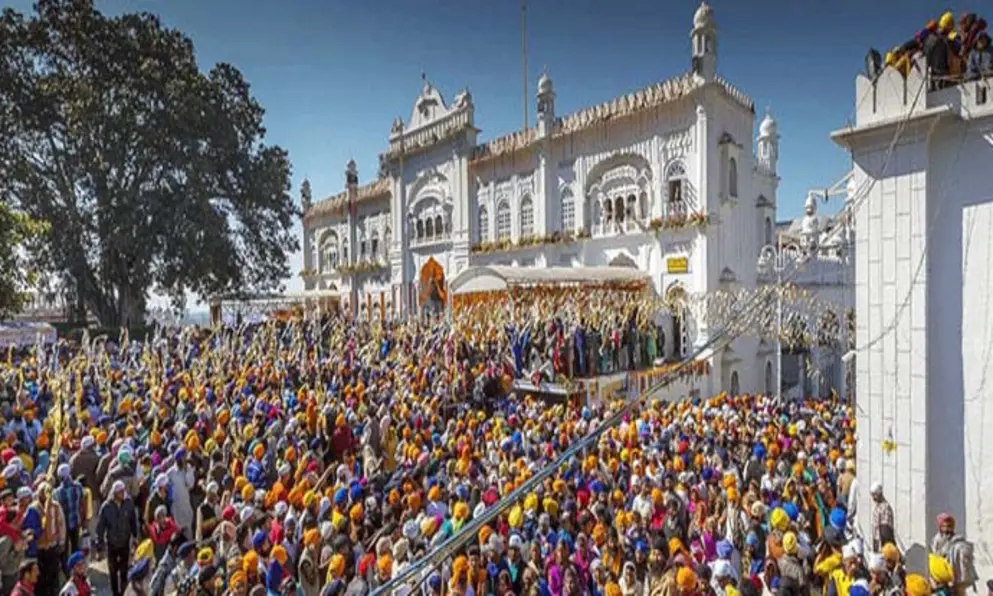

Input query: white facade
[301,2,781,396]
[833,58,993,576]
[772,184,856,401]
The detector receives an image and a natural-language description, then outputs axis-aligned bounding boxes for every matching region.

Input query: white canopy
[448,265,651,296]
[0,322,57,348]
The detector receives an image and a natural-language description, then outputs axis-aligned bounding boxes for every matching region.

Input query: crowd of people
[0,310,983,596]
[881,11,992,84]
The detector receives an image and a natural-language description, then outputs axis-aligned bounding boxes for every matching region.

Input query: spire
[300,178,312,212]
[690,1,717,81]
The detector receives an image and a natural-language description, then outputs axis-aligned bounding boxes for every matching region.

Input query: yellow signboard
[667,256,689,274]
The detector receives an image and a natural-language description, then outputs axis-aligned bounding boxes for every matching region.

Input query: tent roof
[449,265,651,296]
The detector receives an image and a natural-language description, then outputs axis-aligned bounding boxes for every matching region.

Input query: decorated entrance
[418,257,447,314]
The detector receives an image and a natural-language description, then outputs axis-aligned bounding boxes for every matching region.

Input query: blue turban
[128,558,151,583]
[829,507,847,530]
[67,551,85,570]
[716,539,734,559]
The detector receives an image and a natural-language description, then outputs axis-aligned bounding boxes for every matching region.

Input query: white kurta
[167,464,196,535]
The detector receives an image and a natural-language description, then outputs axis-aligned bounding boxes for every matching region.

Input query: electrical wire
[851,76,985,353]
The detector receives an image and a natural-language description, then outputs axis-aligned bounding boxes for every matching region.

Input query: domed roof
[537,71,554,95]
[759,111,778,137]
[693,1,714,29]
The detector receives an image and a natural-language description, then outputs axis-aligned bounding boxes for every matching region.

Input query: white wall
[834,61,993,577]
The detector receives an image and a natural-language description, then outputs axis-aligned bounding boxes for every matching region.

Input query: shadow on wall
[928,115,993,571]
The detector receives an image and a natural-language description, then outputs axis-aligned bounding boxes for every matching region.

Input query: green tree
[0,204,48,320]
[0,0,299,326]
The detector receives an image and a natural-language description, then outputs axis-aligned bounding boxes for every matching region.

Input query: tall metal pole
[775,260,783,404]
[522,0,528,130]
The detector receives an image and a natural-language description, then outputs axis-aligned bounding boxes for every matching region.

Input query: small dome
[693,1,714,29]
[759,111,777,137]
[804,194,817,216]
[537,71,553,95]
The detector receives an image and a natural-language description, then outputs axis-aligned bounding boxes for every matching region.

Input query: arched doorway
[765,361,774,396]
[666,284,689,360]
[419,257,447,315]
[730,370,740,396]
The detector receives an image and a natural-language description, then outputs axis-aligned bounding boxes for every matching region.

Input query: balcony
[648,201,711,234]
[410,229,452,248]
[592,215,648,237]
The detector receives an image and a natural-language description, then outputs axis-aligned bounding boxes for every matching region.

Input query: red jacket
[149,517,179,546]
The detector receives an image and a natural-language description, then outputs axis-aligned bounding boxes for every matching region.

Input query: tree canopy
[0,204,48,320]
[0,0,299,326]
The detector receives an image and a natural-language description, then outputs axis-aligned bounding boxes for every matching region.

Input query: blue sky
[7,0,980,301]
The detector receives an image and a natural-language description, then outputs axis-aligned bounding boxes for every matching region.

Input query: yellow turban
[905,574,931,596]
[928,554,954,585]
[134,539,154,562]
[508,505,523,528]
[881,543,901,564]
[303,490,318,509]
[304,528,320,548]
[243,551,259,574]
[782,532,798,555]
[479,525,493,546]
[197,547,214,565]
[676,567,697,591]
[543,497,559,517]
[328,554,345,580]
[770,508,789,532]
[229,571,247,587]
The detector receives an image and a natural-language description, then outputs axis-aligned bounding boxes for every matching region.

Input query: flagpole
[521,0,528,130]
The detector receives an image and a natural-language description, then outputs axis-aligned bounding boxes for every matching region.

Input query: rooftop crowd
[0,308,983,596]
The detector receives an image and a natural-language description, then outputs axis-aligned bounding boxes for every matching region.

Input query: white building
[833,57,993,576]
[301,2,783,397]
[772,176,856,401]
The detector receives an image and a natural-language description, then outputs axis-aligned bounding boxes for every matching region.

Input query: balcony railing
[663,200,689,219]
[410,230,452,248]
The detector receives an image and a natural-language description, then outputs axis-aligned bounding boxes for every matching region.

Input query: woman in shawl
[619,561,642,596]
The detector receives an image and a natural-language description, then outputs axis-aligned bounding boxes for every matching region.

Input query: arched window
[425,217,434,239]
[478,206,489,242]
[666,160,687,210]
[765,361,774,395]
[416,219,424,241]
[730,370,740,396]
[342,243,348,263]
[603,198,613,225]
[520,196,534,238]
[614,196,625,224]
[496,201,511,240]
[370,230,379,257]
[359,235,367,259]
[639,191,648,220]
[320,232,339,272]
[764,216,773,246]
[626,194,637,220]
[729,157,738,197]
[561,189,575,232]
[435,214,444,238]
